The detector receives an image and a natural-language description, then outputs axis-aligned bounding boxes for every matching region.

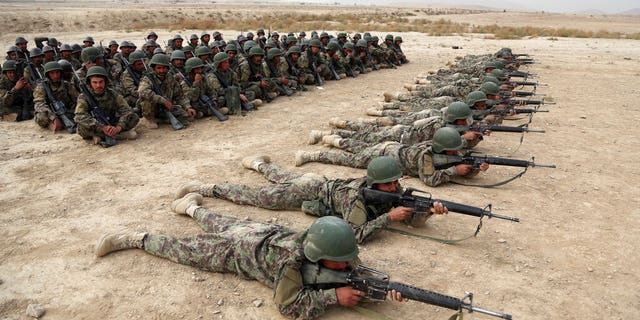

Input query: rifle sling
[385,226,478,244]
[450,166,529,188]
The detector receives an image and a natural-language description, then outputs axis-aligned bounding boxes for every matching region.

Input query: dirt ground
[0,2,639,320]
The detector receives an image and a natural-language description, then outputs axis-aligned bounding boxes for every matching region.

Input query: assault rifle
[489,107,549,115]
[72,69,117,147]
[171,65,228,121]
[362,187,520,222]
[41,78,76,133]
[142,63,185,130]
[506,80,547,88]
[507,71,535,78]
[500,90,544,98]
[120,55,140,87]
[466,123,545,134]
[247,60,273,102]
[23,55,43,120]
[283,54,307,91]
[307,50,324,86]
[301,263,513,319]
[327,56,341,80]
[501,98,555,106]
[433,151,555,170]
[264,60,295,96]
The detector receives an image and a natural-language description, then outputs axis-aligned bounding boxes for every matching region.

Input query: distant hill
[619,8,640,14]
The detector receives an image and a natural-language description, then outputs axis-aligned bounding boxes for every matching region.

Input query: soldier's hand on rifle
[162,98,173,111]
[463,131,484,140]
[102,125,122,138]
[456,164,473,176]
[387,289,408,302]
[430,201,448,215]
[336,287,365,307]
[479,162,490,172]
[14,77,27,90]
[388,206,414,222]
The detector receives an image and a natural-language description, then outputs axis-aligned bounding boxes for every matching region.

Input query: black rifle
[307,50,324,86]
[142,64,185,130]
[247,60,272,102]
[508,71,535,78]
[433,151,555,170]
[327,55,341,80]
[41,79,76,133]
[301,264,513,319]
[72,69,117,147]
[507,80,547,87]
[120,56,140,87]
[502,98,555,106]
[22,55,43,120]
[489,107,549,115]
[362,187,520,222]
[500,90,543,98]
[172,66,228,121]
[466,123,545,134]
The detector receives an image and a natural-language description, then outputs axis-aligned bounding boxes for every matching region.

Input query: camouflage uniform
[372,108,442,126]
[33,79,78,128]
[143,207,355,319]
[181,75,216,117]
[381,96,454,113]
[0,75,33,119]
[207,68,247,106]
[301,140,458,187]
[120,67,144,113]
[74,87,139,140]
[194,162,395,243]
[300,50,330,84]
[238,58,267,100]
[329,116,444,146]
[137,71,191,126]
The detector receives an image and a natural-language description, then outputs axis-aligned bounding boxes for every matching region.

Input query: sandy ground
[1,3,639,320]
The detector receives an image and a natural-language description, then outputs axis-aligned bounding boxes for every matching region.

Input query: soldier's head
[72,44,83,58]
[172,34,184,48]
[465,91,488,110]
[445,101,473,126]
[185,57,204,76]
[57,59,73,81]
[319,32,330,45]
[224,43,237,60]
[490,68,508,81]
[107,40,119,54]
[83,36,95,48]
[147,31,158,41]
[267,48,283,63]
[248,47,265,64]
[145,40,159,55]
[342,42,355,55]
[189,34,199,46]
[256,28,265,37]
[366,156,403,192]
[385,34,394,45]
[210,41,222,54]
[128,51,146,72]
[44,61,63,82]
[287,36,298,48]
[309,39,322,54]
[59,44,73,59]
[337,32,347,43]
[86,66,108,94]
[271,31,279,41]
[81,46,103,68]
[42,46,55,60]
[303,216,358,269]
[243,40,256,53]
[298,31,306,39]
[150,53,171,78]
[195,46,212,63]
[6,46,19,61]
[246,32,255,41]
[480,82,501,100]
[432,127,463,155]
[287,46,301,60]
[181,45,194,59]
[15,37,28,52]
[213,52,230,71]
[119,41,136,56]
[394,36,402,45]
[2,60,18,81]
[353,33,361,41]
[170,50,186,68]
[30,48,44,65]
[326,42,340,55]
[213,31,222,41]
[200,31,211,44]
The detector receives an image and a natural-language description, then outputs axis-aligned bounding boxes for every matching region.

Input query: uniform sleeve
[74,93,99,130]
[275,267,339,319]
[33,83,50,113]
[346,200,391,244]
[1,81,16,108]
[137,76,163,105]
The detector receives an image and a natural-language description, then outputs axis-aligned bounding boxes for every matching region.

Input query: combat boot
[171,192,203,216]
[138,117,158,129]
[251,99,263,107]
[383,92,399,102]
[378,102,395,110]
[95,231,147,257]
[308,130,331,145]
[1,113,18,122]
[322,134,342,148]
[328,117,348,128]
[295,150,320,167]
[404,84,418,91]
[115,129,137,140]
[366,108,384,117]
[242,154,271,172]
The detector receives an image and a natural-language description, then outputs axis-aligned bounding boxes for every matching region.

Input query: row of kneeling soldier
[0,31,408,147]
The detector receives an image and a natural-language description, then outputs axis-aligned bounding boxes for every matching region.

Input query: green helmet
[366,156,402,187]
[465,91,488,106]
[80,46,102,63]
[243,40,257,52]
[483,75,500,85]
[480,82,500,95]
[145,40,158,48]
[363,32,371,38]
[287,36,297,43]
[173,34,184,41]
[85,66,108,82]
[213,52,229,68]
[385,34,394,41]
[432,127,463,153]
[353,33,361,39]
[182,45,194,54]
[185,57,204,73]
[319,32,329,39]
[83,36,95,44]
[303,216,358,263]
[371,36,379,42]
[2,60,17,72]
[30,48,43,57]
[326,42,340,52]
[195,46,212,57]
[257,28,265,35]
[150,53,171,67]
[494,58,509,68]
[483,61,499,71]
[60,44,72,52]
[394,36,402,42]
[108,40,118,47]
[43,61,63,75]
[264,39,277,49]
[309,39,322,48]
[445,102,472,123]
[224,43,237,53]
[356,39,367,48]
[248,47,265,57]
[343,42,355,50]
[490,69,507,80]
[287,45,301,55]
[128,50,145,64]
[337,32,347,38]
[15,36,28,45]
[266,48,283,60]
[42,46,54,54]
[170,50,186,61]
[58,59,72,73]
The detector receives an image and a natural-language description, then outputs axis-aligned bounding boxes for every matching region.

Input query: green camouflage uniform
[181,75,217,117]
[23,63,45,89]
[195,162,395,243]
[74,87,139,140]
[372,108,442,126]
[263,59,296,94]
[33,79,78,128]
[381,96,454,112]
[329,116,444,146]
[137,71,191,126]
[238,58,266,100]
[0,76,33,118]
[143,207,357,319]
[206,68,249,106]
[301,140,458,187]
[119,68,144,112]
[300,50,330,84]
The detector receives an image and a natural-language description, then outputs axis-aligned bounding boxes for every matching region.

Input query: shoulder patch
[348,201,368,226]
[422,153,435,176]
[274,267,303,306]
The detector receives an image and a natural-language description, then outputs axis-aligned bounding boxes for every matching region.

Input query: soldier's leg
[259,162,304,184]
[34,110,54,129]
[143,233,235,273]
[137,99,159,128]
[171,106,191,127]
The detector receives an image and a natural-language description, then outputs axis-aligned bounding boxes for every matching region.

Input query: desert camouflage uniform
[302,139,458,187]
[328,116,444,146]
[194,162,396,243]
[74,87,139,140]
[137,71,191,126]
[33,79,78,128]
[143,207,358,319]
